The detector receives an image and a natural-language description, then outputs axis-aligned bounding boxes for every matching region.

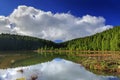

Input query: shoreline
[0,50,120,76]
[36,50,120,53]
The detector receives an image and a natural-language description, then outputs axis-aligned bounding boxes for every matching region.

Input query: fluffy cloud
[0,16,11,33]
[0,5,113,41]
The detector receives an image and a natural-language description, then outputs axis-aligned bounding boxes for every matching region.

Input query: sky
[0,0,119,41]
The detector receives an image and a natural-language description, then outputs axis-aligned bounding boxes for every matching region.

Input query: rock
[31,75,38,80]
[11,60,15,63]
[17,69,24,73]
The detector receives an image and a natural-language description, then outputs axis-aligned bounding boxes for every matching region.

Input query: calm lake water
[0,51,120,80]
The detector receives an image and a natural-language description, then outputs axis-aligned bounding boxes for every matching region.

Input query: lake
[0,51,120,80]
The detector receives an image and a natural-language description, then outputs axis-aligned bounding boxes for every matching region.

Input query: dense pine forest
[0,26,120,51]
[61,26,120,51]
[0,34,55,50]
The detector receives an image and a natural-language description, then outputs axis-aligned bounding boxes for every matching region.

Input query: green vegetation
[61,26,120,51]
[0,26,120,51]
[0,27,120,77]
[0,34,55,51]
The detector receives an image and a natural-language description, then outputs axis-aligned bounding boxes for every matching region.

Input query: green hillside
[0,34,55,51]
[0,26,120,51]
[61,26,120,51]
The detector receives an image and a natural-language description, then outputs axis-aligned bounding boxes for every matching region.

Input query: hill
[61,26,120,51]
[0,26,120,51]
[0,34,55,51]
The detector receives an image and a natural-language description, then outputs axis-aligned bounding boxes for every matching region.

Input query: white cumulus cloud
[0,5,113,41]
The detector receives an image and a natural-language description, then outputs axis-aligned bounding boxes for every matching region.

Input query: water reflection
[0,58,119,80]
[0,51,120,78]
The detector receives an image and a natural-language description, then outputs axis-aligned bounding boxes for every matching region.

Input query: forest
[0,34,55,50]
[62,26,120,51]
[0,26,120,51]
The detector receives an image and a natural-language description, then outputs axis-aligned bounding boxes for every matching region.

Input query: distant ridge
[0,26,119,51]
[0,33,55,50]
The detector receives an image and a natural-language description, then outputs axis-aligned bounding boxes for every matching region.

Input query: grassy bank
[75,53,120,75]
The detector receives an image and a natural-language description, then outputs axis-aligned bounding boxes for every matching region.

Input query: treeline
[61,26,120,51]
[0,26,120,51]
[0,34,55,51]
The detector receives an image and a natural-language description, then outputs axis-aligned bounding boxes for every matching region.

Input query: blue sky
[0,0,119,41]
[0,0,120,26]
